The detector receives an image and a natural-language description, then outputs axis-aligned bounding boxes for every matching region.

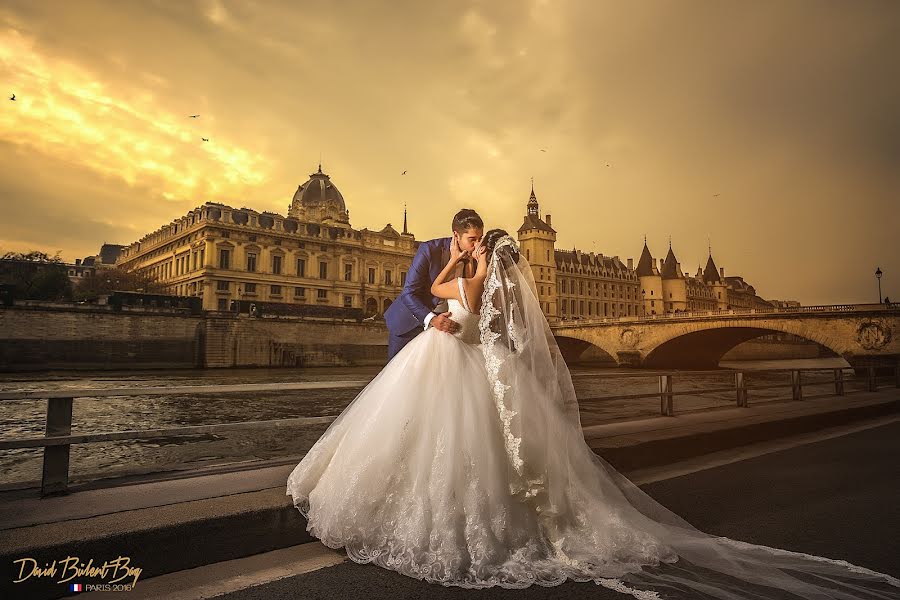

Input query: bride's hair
[483,228,520,262]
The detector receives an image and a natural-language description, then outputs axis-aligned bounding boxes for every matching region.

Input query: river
[0,357,858,489]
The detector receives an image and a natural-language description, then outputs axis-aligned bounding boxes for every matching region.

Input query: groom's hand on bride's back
[431,312,460,334]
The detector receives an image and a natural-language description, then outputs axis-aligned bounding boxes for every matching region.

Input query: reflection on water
[0,358,860,487]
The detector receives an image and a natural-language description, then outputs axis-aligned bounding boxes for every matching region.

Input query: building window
[344,263,353,281]
[245,283,257,293]
[247,252,257,272]
[547,249,550,261]
[271,285,281,296]
[217,298,228,311]
[218,249,230,269]
[272,255,282,275]
[317,289,328,300]
[401,272,406,286]
[385,270,392,285]
[216,280,229,291]
[296,258,306,277]
[319,261,327,279]
[580,300,584,314]
[344,295,353,307]
[294,286,305,298]
[320,244,328,252]
[526,249,530,260]
[368,267,376,284]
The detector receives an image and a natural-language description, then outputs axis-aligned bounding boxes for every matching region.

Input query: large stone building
[516,186,773,321]
[116,165,417,313]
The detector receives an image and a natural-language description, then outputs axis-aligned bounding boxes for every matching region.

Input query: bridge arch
[553,335,618,365]
[644,323,844,369]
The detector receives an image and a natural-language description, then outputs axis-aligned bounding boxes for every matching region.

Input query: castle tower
[702,250,729,310]
[660,239,687,313]
[516,181,558,320]
[635,236,663,316]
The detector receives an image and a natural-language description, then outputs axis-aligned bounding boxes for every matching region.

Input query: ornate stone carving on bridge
[856,319,892,350]
[620,328,640,348]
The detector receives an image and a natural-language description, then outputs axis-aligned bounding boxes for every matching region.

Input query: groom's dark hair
[451,209,484,233]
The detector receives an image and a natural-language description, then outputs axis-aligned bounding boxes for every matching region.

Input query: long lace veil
[478,234,899,599]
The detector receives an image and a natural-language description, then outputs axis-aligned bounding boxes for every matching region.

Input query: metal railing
[553,302,900,326]
[1,366,898,497]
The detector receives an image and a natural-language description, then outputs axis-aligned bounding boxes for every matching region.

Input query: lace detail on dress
[715,537,900,586]
[479,245,525,481]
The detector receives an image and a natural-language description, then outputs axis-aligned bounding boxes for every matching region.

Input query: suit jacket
[384,236,452,336]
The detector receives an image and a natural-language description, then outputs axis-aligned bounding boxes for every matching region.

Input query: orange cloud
[0,27,270,202]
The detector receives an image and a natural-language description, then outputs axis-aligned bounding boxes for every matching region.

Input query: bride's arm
[430,233,466,301]
[464,243,489,312]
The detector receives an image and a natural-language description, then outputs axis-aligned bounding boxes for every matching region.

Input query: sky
[1,0,898,305]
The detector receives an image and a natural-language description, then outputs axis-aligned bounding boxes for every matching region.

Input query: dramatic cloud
[0,0,897,304]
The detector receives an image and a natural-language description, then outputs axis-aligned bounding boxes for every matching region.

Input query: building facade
[116,165,417,314]
[516,187,773,321]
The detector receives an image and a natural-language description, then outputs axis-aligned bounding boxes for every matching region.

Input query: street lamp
[875,267,883,303]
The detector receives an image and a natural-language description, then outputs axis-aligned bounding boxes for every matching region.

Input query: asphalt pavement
[211,419,900,600]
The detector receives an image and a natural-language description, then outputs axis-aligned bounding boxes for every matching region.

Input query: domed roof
[288,164,350,225]
[293,164,345,209]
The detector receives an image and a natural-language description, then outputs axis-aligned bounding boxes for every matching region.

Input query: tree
[74,267,166,300]
[0,250,73,301]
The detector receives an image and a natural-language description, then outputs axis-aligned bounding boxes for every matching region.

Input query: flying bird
[401,170,407,175]
[201,137,209,142]
[9,94,15,101]
[540,149,547,152]
[189,114,200,118]
[713,194,720,197]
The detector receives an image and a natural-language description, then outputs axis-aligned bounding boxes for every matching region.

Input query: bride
[287,229,899,599]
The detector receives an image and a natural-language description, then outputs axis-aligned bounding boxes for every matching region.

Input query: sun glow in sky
[0,0,898,304]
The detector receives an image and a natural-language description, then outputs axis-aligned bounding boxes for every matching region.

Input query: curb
[591,398,900,471]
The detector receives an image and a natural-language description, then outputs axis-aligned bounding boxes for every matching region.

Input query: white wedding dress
[287,246,900,599]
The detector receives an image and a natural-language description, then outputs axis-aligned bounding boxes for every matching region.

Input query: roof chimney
[720,267,725,278]
[627,258,633,270]
[659,258,664,271]
[545,214,551,227]
[75,259,81,266]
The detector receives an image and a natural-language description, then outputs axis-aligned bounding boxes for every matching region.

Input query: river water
[0,357,860,488]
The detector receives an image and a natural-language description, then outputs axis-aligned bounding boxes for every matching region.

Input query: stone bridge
[550,303,900,371]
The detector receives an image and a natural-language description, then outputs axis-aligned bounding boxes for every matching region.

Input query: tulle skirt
[287,328,900,598]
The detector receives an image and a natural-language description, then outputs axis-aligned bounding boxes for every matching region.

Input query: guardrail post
[735,371,748,407]
[791,370,802,401]
[659,374,674,416]
[833,368,844,396]
[42,397,73,497]
[867,366,877,392]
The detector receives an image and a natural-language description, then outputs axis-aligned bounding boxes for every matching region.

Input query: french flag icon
[70,583,83,592]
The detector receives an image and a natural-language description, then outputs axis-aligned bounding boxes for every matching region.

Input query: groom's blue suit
[384,236,452,360]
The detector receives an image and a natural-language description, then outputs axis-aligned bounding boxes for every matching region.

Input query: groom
[384,208,484,360]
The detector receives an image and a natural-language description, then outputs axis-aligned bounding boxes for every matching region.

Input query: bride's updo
[483,228,520,262]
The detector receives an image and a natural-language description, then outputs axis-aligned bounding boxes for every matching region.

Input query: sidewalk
[2,389,898,599]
